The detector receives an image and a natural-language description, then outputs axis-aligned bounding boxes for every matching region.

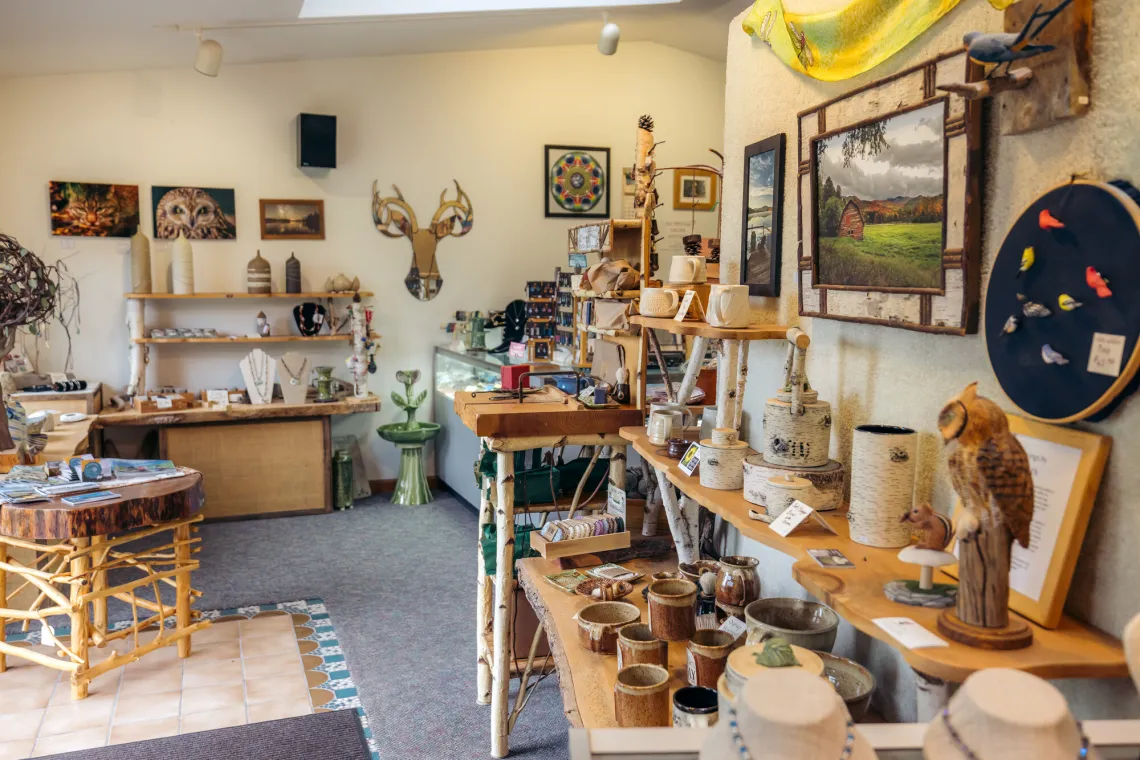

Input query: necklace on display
[726,705,856,760]
[940,708,1090,760]
[281,357,309,386]
[248,350,271,401]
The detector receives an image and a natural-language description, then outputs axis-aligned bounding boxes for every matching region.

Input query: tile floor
[0,613,314,759]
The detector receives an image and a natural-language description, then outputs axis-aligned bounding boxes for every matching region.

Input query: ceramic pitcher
[714,556,760,616]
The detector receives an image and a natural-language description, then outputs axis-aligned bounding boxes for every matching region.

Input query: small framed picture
[259,199,325,240]
[741,134,786,297]
[673,169,718,211]
[545,145,610,219]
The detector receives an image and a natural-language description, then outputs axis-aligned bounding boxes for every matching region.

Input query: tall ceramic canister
[763,328,830,468]
[130,227,152,293]
[847,425,917,548]
[285,253,302,294]
[247,250,272,294]
[172,232,195,295]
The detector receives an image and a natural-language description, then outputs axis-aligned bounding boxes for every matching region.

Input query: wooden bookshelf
[124,292,373,300]
[133,335,351,345]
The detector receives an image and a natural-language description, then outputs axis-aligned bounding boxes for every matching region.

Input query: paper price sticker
[719,616,748,639]
[674,291,697,322]
[608,484,627,519]
[1088,332,1125,377]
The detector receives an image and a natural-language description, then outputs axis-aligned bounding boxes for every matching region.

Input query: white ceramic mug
[706,284,750,328]
[668,255,707,285]
[650,402,691,430]
[640,288,681,317]
[648,411,674,446]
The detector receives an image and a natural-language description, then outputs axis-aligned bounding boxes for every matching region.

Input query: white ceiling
[0,0,744,78]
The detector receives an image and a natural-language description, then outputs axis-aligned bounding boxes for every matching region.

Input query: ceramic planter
[743,598,839,653]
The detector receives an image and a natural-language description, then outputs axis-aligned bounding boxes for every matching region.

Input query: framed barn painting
[740,134,786,297]
[545,145,610,219]
[797,50,982,334]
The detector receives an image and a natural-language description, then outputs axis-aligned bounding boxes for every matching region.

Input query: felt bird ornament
[1042,344,1069,365]
[963,0,1072,79]
[1017,293,1051,318]
[1001,315,1019,335]
[1058,294,1083,311]
[1039,209,1066,230]
[1018,246,1035,277]
[938,382,1035,547]
[1087,267,1112,298]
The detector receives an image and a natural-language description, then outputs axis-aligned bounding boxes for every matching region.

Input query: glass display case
[434,346,573,400]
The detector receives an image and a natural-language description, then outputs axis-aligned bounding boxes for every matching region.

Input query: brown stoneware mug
[686,629,736,688]
[617,623,668,669]
[576,601,641,654]
[715,556,761,616]
[648,578,698,642]
[614,663,671,727]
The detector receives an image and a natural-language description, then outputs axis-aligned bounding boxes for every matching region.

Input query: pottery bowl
[743,598,840,653]
[576,601,641,653]
[678,560,720,585]
[817,651,876,722]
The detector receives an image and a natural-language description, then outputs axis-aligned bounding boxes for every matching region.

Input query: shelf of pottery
[124,230,378,407]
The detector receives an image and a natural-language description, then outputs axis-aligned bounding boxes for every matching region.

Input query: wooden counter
[620,425,1126,684]
[94,395,380,427]
[516,555,683,729]
[453,388,642,439]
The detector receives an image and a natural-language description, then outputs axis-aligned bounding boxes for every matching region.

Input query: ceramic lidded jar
[715,556,760,617]
[246,250,272,294]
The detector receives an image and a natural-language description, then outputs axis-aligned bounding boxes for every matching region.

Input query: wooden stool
[0,472,208,699]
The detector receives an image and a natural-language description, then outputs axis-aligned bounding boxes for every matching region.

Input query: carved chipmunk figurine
[899,503,953,551]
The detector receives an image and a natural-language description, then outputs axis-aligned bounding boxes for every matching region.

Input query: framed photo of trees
[740,134,786,297]
[796,50,983,335]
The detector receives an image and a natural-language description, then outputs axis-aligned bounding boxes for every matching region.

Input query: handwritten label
[508,342,527,360]
[154,397,173,409]
[205,389,229,409]
[677,443,701,476]
[769,500,837,538]
[719,616,748,639]
[608,484,627,519]
[872,617,948,649]
[1088,332,1125,377]
[674,291,697,322]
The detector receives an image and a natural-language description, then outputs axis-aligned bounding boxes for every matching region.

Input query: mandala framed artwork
[544,145,610,219]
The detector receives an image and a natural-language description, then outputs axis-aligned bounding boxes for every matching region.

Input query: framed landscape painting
[739,134,785,297]
[797,50,982,335]
[545,145,610,219]
[259,199,325,240]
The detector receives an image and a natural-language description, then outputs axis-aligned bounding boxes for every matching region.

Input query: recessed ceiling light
[299,0,679,18]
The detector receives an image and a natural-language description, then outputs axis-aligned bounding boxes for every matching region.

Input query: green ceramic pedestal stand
[391,441,432,505]
[377,369,440,506]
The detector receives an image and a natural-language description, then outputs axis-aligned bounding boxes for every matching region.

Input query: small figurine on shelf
[324,274,361,293]
[883,501,958,609]
[901,503,952,551]
[255,311,271,338]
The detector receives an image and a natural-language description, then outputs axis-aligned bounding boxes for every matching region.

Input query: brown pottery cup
[617,623,668,669]
[686,628,736,688]
[648,578,698,642]
[715,556,761,615]
[614,663,671,727]
[576,601,640,654]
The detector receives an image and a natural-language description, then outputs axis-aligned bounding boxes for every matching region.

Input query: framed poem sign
[796,50,982,334]
[945,415,1111,629]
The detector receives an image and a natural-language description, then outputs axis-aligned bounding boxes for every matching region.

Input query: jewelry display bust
[923,668,1095,760]
[239,347,276,405]
[276,350,311,405]
[701,668,877,760]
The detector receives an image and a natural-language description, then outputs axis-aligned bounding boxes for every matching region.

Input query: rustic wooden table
[0,471,209,700]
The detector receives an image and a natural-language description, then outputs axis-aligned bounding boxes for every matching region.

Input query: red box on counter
[501,364,531,390]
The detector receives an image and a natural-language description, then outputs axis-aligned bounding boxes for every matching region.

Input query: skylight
[299,0,680,17]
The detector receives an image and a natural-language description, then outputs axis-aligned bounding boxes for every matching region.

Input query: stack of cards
[539,513,626,542]
[587,563,642,582]
[61,491,120,506]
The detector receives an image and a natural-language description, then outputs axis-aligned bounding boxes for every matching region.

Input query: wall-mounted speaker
[298,113,337,169]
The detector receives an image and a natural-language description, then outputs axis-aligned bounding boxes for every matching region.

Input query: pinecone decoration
[683,234,703,256]
[638,114,655,132]
[707,238,721,263]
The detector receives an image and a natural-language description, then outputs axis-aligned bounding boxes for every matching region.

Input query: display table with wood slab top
[94,395,380,520]
[0,471,208,700]
[453,387,642,758]
[620,424,1128,719]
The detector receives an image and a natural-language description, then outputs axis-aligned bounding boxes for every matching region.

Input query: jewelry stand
[923,668,1095,759]
[884,546,958,608]
[276,351,311,405]
[239,348,276,405]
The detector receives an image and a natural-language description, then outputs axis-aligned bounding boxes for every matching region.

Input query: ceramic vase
[848,425,917,548]
[286,253,302,294]
[172,232,194,295]
[247,250,272,294]
[130,228,151,293]
[314,366,335,402]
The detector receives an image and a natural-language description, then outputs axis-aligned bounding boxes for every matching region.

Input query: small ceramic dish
[576,578,634,600]
[816,651,876,722]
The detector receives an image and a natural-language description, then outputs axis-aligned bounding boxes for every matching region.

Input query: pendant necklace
[940,708,1089,760]
[281,356,309,386]
[248,351,271,401]
[726,704,856,760]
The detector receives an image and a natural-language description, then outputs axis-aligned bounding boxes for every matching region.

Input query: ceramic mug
[706,284,750,328]
[614,664,671,727]
[617,623,668,669]
[668,255,707,284]
[672,686,719,728]
[714,556,761,616]
[576,601,641,653]
[687,629,736,688]
[647,411,675,446]
[743,598,840,652]
[649,402,690,431]
[639,288,681,317]
[648,578,698,642]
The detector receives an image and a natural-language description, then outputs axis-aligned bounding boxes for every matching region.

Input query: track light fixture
[598,14,620,56]
[194,31,224,77]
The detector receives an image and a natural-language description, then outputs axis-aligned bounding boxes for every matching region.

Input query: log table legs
[476,472,494,706]
[491,450,516,758]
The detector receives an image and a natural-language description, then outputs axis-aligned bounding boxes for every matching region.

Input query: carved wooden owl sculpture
[938,382,1034,548]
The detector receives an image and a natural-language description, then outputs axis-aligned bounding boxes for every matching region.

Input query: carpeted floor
[185,495,570,760]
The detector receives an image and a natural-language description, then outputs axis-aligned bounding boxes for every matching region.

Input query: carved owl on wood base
[938,382,1034,548]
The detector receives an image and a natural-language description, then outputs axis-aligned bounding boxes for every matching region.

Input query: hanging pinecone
[638,114,655,132]
[683,234,703,256]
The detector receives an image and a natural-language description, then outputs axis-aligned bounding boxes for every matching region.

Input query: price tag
[608,484,627,519]
[677,443,701,476]
[873,617,948,649]
[1088,332,1126,377]
[769,500,837,538]
[154,397,173,410]
[508,342,527,360]
[674,291,697,322]
[205,389,229,409]
[719,616,748,639]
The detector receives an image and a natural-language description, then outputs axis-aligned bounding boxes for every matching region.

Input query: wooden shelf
[124,292,372,300]
[134,335,351,345]
[95,395,381,427]
[630,315,787,341]
[619,425,1127,684]
[575,323,635,338]
[572,289,641,300]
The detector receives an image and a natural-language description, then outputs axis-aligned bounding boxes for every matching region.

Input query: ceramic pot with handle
[743,598,839,653]
[668,255,707,285]
[706,284,750,328]
[714,556,760,617]
[639,288,681,317]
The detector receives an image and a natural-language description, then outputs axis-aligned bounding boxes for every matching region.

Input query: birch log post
[715,339,741,430]
[675,335,708,408]
[641,459,661,537]
[126,299,146,396]
[174,524,192,659]
[69,538,90,700]
[655,468,698,563]
[732,339,749,430]
[491,452,516,758]
[350,301,368,399]
[476,471,493,705]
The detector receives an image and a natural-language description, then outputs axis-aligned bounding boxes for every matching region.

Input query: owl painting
[151,186,237,240]
[938,382,1034,548]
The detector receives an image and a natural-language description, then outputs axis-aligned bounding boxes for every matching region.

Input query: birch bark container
[171,232,194,295]
[764,475,811,519]
[848,425,917,548]
[698,440,747,490]
[742,456,844,512]
[130,228,151,293]
[762,392,832,468]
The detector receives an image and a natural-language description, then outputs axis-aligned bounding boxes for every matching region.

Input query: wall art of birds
[1087,267,1112,298]
[1042,344,1069,365]
[1001,315,1019,335]
[963,0,1073,79]
[1018,246,1035,277]
[1058,293,1083,311]
[1039,208,1066,230]
[938,382,1034,548]
[1017,293,1051,318]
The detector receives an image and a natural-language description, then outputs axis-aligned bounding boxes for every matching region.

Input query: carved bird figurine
[1001,315,1019,336]
[963,0,1073,79]
[1017,293,1051,318]
[900,503,953,551]
[1041,344,1069,365]
[938,382,1034,547]
[1087,267,1112,298]
[1039,209,1066,230]
[1017,246,1035,277]
[1058,294,1083,311]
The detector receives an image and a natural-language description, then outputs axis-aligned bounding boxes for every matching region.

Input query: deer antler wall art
[372,180,474,301]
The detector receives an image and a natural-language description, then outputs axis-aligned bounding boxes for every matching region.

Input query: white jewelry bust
[923,668,1096,759]
[239,348,276,406]
[701,668,878,760]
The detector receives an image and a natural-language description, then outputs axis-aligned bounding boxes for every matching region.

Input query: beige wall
[723,0,1139,720]
[0,41,726,479]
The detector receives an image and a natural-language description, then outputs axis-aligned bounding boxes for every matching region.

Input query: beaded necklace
[726,704,856,760]
[940,708,1090,760]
